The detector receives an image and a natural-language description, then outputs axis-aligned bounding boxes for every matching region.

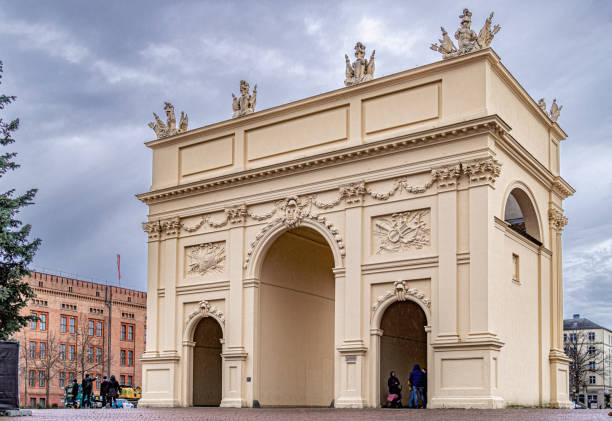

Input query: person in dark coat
[408,364,425,408]
[70,379,79,408]
[81,374,93,408]
[100,376,110,408]
[107,375,121,408]
[387,371,402,408]
[421,367,428,408]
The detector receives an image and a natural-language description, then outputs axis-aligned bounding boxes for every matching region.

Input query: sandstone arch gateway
[137,48,573,408]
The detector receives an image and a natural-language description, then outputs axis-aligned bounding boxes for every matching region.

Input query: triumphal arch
[137,11,573,409]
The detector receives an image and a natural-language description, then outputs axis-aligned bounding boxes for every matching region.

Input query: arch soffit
[371,281,431,330]
[501,180,543,242]
[245,215,345,279]
[184,300,226,343]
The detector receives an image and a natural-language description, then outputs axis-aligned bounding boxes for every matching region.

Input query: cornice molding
[137,115,509,205]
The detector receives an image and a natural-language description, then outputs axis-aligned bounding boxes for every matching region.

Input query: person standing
[408,364,425,408]
[81,374,92,408]
[421,367,428,409]
[100,376,110,408]
[70,378,79,408]
[108,375,120,408]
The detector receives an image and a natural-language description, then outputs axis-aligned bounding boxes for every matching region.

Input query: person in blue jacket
[408,364,426,408]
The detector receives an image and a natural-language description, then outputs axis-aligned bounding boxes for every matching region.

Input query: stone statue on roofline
[344,42,375,87]
[232,80,257,118]
[549,99,563,122]
[538,98,547,113]
[430,8,500,59]
[148,102,188,139]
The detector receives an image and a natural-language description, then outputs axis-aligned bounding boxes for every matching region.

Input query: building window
[60,344,66,361]
[120,350,126,366]
[127,375,133,387]
[59,372,66,389]
[68,345,75,361]
[29,398,36,408]
[120,375,125,385]
[589,361,596,370]
[512,253,519,283]
[121,324,126,341]
[40,313,46,331]
[29,314,37,330]
[68,372,75,383]
[95,374,101,389]
[588,332,595,341]
[60,316,67,333]
[28,370,35,387]
[88,320,94,336]
[589,375,596,384]
[563,333,567,342]
[128,350,133,366]
[570,333,577,342]
[87,347,94,363]
[39,398,45,408]
[38,371,45,388]
[96,321,103,337]
[128,325,134,341]
[69,317,76,334]
[588,345,596,355]
[30,341,36,359]
[96,348,102,363]
[39,342,46,359]
[29,312,48,331]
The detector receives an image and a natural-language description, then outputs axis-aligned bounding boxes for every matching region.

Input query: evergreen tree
[0,60,41,340]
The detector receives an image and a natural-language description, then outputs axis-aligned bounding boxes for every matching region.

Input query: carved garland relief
[185,242,225,276]
[372,281,431,315]
[373,209,431,254]
[186,300,225,327]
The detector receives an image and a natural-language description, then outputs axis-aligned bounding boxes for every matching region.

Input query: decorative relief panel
[372,209,431,254]
[185,242,225,276]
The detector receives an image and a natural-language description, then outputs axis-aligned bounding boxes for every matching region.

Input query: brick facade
[14,271,146,408]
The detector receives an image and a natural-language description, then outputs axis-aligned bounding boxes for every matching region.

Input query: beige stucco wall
[138,49,573,409]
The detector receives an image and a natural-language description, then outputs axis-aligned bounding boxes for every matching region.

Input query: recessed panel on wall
[179,135,234,178]
[362,81,440,135]
[371,208,431,255]
[441,357,484,389]
[246,105,349,162]
[184,241,226,278]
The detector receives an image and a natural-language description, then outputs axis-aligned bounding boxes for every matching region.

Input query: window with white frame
[589,375,596,384]
[588,345,596,355]
[589,361,596,370]
[588,332,595,341]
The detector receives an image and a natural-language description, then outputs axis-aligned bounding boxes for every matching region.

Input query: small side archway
[370,281,432,408]
[182,301,226,407]
[502,182,542,243]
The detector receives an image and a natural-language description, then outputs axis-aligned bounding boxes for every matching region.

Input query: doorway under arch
[379,300,428,407]
[258,226,335,406]
[192,317,223,406]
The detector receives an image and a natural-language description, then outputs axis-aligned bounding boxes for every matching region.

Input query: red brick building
[13,271,146,408]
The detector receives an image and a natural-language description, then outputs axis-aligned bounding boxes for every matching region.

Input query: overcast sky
[1,1,610,327]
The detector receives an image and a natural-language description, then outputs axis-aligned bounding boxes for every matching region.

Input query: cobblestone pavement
[19,408,612,421]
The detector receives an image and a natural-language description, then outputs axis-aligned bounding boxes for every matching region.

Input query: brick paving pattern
[22,408,612,421]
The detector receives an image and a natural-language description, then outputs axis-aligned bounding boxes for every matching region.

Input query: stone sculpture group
[147,8,563,140]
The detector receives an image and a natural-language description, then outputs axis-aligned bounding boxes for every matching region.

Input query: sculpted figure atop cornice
[232,80,257,118]
[549,99,563,122]
[148,102,188,139]
[538,98,547,113]
[431,9,500,59]
[344,42,375,87]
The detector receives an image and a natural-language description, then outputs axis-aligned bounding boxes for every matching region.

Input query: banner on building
[0,341,19,410]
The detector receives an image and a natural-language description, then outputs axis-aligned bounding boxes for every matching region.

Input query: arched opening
[192,317,223,406]
[258,226,335,406]
[379,300,427,407]
[504,187,542,244]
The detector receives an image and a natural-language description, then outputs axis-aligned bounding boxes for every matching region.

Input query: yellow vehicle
[118,385,141,403]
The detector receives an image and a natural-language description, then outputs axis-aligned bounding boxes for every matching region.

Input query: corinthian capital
[432,164,462,189]
[160,217,181,238]
[142,221,162,241]
[548,208,568,232]
[463,158,501,185]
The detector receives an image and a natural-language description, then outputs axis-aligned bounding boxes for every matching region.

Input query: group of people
[67,374,121,408]
[387,364,427,409]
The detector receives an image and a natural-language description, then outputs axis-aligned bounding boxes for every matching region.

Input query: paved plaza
[19,408,612,421]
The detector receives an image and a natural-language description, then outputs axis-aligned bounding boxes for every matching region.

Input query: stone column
[548,208,571,408]
[160,217,181,356]
[335,201,367,408]
[142,221,162,355]
[181,340,195,406]
[221,215,248,407]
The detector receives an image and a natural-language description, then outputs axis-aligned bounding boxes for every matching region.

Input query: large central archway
[258,226,335,406]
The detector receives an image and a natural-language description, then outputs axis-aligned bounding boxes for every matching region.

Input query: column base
[548,399,573,409]
[220,397,244,408]
[334,397,367,408]
[429,396,505,409]
[137,398,181,408]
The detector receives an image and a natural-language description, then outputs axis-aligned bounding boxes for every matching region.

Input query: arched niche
[503,184,542,243]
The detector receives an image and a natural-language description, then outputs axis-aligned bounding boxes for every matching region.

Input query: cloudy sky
[1,1,610,326]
